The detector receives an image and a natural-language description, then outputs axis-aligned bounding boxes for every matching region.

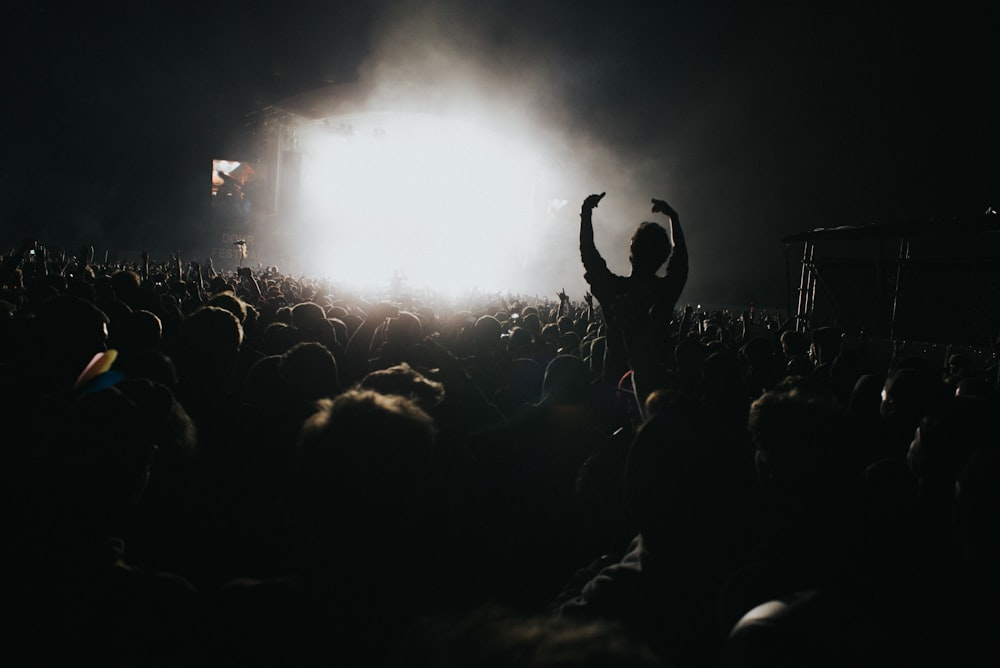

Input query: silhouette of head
[280,341,340,402]
[432,605,662,667]
[25,378,176,535]
[472,315,502,354]
[33,295,110,392]
[178,305,243,381]
[209,291,248,324]
[728,590,873,667]
[385,311,422,346]
[291,301,326,331]
[360,363,445,412]
[296,389,437,546]
[628,222,671,275]
[623,411,709,544]
[541,354,590,405]
[748,388,847,488]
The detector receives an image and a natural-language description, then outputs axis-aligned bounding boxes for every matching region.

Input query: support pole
[796,241,815,332]
[890,236,910,342]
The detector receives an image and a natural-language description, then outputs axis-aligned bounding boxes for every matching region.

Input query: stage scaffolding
[782,210,1000,348]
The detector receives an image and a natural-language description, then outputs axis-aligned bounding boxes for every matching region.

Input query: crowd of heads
[1,246,998,666]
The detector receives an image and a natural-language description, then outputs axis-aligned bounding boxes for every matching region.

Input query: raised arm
[651,198,685,253]
[237,267,262,303]
[0,240,33,289]
[651,198,688,277]
[557,288,570,318]
[580,192,608,276]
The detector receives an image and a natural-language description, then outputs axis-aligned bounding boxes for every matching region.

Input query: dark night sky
[4,0,998,307]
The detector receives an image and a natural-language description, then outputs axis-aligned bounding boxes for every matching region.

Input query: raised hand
[584,292,594,308]
[558,288,569,303]
[582,192,606,211]
[651,198,678,220]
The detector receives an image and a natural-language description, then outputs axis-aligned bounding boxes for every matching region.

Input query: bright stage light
[294,111,568,297]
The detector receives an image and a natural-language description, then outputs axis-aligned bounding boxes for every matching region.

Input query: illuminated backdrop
[291,110,574,296]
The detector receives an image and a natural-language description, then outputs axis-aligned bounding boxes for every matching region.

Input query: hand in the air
[651,198,677,220]
[582,192,606,211]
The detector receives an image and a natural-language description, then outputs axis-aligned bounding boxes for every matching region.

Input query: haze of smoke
[346,0,676,298]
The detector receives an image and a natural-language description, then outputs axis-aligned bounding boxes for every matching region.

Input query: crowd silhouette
[1,197,999,666]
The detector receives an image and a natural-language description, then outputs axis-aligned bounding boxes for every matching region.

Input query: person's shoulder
[113,561,200,598]
[213,575,308,624]
[584,265,618,283]
[106,562,202,633]
[657,268,687,287]
[594,269,628,287]
[216,574,298,598]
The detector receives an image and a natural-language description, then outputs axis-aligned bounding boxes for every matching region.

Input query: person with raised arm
[579,193,688,412]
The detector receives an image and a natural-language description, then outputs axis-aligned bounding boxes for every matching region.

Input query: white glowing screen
[295,112,564,296]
